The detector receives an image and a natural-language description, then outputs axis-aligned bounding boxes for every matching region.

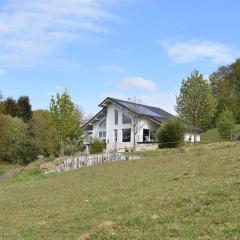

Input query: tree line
[162,59,240,145]
[0,90,84,165]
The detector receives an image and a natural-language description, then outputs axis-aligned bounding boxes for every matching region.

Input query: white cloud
[0,0,129,70]
[162,40,237,64]
[120,76,157,90]
[101,64,129,73]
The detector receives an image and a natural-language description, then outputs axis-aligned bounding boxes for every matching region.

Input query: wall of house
[137,118,160,142]
[92,116,107,140]
[106,103,133,151]
[184,133,201,142]
[88,102,201,152]
[103,104,159,151]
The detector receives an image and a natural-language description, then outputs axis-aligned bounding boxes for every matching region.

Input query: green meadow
[0,142,240,239]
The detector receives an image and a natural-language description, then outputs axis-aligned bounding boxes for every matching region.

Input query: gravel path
[0,169,20,182]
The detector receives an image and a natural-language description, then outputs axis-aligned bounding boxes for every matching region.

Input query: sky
[0,0,239,115]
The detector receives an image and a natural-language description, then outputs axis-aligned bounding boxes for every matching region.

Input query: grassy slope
[0,143,240,239]
[201,124,240,142]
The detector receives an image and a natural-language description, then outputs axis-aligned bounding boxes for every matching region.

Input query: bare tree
[128,97,144,151]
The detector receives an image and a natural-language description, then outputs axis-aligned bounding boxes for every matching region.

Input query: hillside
[201,124,240,142]
[0,143,240,239]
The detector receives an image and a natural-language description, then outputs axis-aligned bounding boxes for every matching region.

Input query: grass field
[201,124,240,142]
[0,142,240,239]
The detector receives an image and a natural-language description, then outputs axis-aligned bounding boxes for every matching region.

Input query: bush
[217,110,235,140]
[157,119,184,148]
[11,137,39,165]
[90,139,105,154]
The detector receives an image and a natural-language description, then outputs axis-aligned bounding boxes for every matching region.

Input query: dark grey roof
[104,97,176,121]
[85,97,202,132]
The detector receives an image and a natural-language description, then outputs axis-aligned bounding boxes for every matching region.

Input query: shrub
[90,139,105,154]
[157,119,184,148]
[217,110,235,140]
[11,137,39,165]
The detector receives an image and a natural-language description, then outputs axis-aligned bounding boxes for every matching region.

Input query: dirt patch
[151,214,159,219]
[40,162,56,171]
[79,232,95,240]
[38,220,47,226]
[100,221,116,229]
[0,168,21,182]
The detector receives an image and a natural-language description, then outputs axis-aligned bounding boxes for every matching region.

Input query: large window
[143,129,150,142]
[114,129,118,142]
[143,129,157,142]
[99,119,106,128]
[122,113,132,124]
[114,109,119,125]
[99,131,106,138]
[122,129,131,142]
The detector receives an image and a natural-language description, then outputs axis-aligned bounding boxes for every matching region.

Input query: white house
[83,97,201,152]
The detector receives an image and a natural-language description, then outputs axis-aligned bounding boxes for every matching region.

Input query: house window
[99,131,106,138]
[114,129,118,142]
[122,129,131,142]
[99,119,106,128]
[114,109,119,125]
[122,113,132,124]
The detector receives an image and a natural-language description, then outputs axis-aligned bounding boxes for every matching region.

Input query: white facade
[84,100,201,152]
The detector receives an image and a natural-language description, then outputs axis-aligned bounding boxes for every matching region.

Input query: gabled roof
[84,97,202,132]
[99,97,175,122]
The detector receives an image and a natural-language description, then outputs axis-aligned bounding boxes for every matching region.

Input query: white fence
[45,152,140,173]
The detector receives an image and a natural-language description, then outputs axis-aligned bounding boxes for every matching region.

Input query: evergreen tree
[4,97,19,117]
[17,96,32,122]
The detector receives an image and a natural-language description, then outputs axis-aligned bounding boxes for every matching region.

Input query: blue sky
[0,0,239,116]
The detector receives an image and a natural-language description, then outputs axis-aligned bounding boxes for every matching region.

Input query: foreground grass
[0,143,240,239]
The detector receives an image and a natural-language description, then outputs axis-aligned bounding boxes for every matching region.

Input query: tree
[4,97,19,117]
[30,110,59,156]
[50,90,83,156]
[128,97,143,151]
[210,59,240,123]
[217,110,235,140]
[157,119,184,148]
[0,91,5,113]
[90,139,105,154]
[175,70,216,143]
[17,96,32,122]
[0,114,28,163]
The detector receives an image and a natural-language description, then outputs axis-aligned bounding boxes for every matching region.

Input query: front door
[143,129,150,142]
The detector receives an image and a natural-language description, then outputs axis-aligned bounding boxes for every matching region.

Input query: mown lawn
[0,143,240,239]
